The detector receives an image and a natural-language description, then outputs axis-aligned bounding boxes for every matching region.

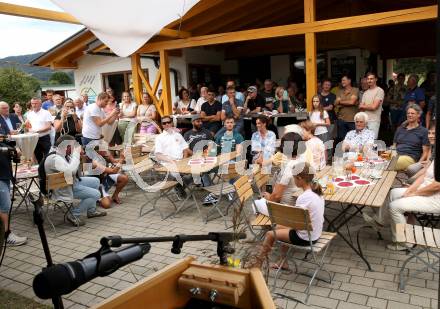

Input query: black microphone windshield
[33,264,75,299]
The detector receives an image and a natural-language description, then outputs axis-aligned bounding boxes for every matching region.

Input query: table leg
[325,204,373,271]
[14,178,35,213]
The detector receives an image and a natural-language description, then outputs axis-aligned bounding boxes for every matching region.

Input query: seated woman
[251,115,277,166]
[137,92,158,134]
[406,121,435,183]
[53,99,82,144]
[254,132,303,215]
[342,112,375,152]
[393,104,430,171]
[118,92,137,144]
[248,162,324,270]
[300,120,326,171]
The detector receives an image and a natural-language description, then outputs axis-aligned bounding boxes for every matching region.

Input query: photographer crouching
[0,135,27,246]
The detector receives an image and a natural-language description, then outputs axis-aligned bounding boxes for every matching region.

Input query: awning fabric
[50,0,199,57]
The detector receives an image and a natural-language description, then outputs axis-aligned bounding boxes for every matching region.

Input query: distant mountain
[0,52,74,82]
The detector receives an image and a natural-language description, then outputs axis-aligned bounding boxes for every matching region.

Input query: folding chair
[267,201,336,304]
[123,158,179,220]
[202,160,246,225]
[45,172,79,235]
[395,223,440,292]
[252,165,270,197]
[233,174,271,240]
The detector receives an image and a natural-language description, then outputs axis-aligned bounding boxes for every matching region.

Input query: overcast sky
[0,0,83,58]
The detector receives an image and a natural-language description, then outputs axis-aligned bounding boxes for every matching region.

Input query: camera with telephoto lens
[0,136,20,164]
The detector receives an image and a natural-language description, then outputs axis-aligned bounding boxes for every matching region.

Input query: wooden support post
[131,53,143,104]
[159,49,173,116]
[304,0,317,111]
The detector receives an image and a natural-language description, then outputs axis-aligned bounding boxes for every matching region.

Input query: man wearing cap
[244,86,265,113]
[183,115,213,151]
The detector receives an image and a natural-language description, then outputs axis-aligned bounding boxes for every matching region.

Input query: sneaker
[6,232,27,246]
[87,210,107,218]
[227,192,235,201]
[203,193,218,205]
[362,213,383,232]
[66,213,86,226]
[386,242,410,251]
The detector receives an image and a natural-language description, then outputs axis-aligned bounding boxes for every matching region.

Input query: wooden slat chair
[267,201,336,304]
[45,172,78,235]
[123,158,179,220]
[395,223,440,292]
[232,175,271,240]
[252,166,270,197]
[202,160,246,225]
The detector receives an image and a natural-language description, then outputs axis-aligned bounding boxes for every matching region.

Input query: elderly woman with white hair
[342,112,375,152]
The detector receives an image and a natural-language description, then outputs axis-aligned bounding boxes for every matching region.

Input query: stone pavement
[0,181,438,309]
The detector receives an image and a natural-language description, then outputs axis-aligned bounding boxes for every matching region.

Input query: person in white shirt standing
[193,86,209,114]
[359,72,384,139]
[25,97,53,163]
[82,92,119,147]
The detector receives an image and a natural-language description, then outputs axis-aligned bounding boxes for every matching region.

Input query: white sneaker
[6,232,27,246]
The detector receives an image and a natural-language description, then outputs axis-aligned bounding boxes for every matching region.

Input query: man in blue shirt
[42,89,55,110]
[404,74,426,126]
[215,116,244,155]
[221,80,245,104]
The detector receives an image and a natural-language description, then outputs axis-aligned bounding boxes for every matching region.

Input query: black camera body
[0,137,20,164]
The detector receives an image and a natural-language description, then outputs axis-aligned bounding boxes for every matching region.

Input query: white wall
[270,55,290,86]
[73,48,239,101]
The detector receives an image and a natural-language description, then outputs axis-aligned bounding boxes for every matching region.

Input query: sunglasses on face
[162,121,172,125]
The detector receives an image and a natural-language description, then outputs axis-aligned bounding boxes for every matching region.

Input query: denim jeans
[0,180,10,214]
[71,177,101,217]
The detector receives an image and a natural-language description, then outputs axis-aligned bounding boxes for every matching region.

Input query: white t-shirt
[361,86,384,122]
[154,129,189,160]
[303,137,326,171]
[275,159,304,205]
[421,160,440,199]
[119,102,137,122]
[26,108,53,137]
[82,104,106,139]
[309,110,329,136]
[176,99,196,113]
[193,97,206,113]
[295,189,324,241]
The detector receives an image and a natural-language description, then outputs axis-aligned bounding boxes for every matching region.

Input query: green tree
[49,71,72,85]
[0,67,40,105]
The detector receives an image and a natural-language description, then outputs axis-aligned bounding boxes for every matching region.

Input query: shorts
[0,180,11,213]
[289,229,317,246]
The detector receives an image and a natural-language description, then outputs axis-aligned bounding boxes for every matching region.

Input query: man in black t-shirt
[259,79,275,111]
[245,86,265,113]
[183,116,213,151]
[320,78,337,139]
[200,88,222,135]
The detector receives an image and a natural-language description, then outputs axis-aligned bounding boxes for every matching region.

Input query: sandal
[270,263,292,274]
[112,196,121,204]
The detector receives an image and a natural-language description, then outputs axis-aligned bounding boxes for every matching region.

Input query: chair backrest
[267,201,313,231]
[253,167,270,193]
[130,145,143,158]
[46,172,70,191]
[233,175,253,204]
[220,160,246,181]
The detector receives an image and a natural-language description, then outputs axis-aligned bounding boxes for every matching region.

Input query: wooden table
[294,163,397,270]
[155,151,240,220]
[172,114,199,127]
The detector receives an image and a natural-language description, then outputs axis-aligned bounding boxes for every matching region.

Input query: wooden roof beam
[166,0,225,29]
[200,0,283,34]
[0,2,190,38]
[137,5,437,53]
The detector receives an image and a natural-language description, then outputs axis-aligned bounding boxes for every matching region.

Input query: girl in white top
[309,95,330,142]
[118,91,137,143]
[248,162,325,271]
[137,92,158,134]
[300,120,326,171]
[174,88,196,114]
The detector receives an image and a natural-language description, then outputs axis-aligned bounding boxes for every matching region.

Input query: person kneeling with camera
[0,139,27,246]
[44,135,106,226]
